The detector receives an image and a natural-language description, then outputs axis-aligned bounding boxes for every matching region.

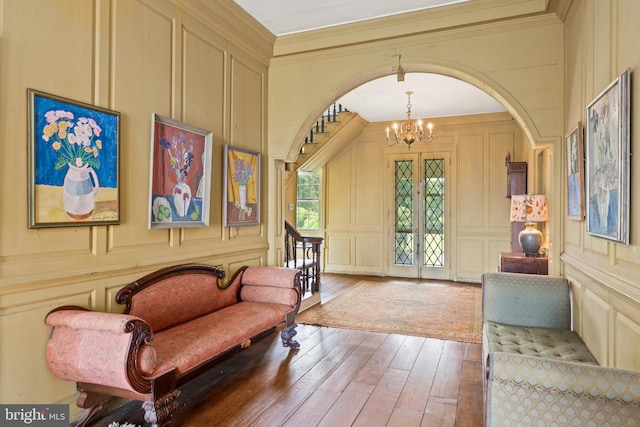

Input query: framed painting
[148,114,212,229]
[585,68,631,244]
[223,145,260,226]
[566,122,584,220]
[28,89,121,228]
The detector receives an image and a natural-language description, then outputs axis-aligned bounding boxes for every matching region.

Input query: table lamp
[510,194,548,256]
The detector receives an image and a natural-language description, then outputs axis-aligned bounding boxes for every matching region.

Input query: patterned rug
[297,280,482,343]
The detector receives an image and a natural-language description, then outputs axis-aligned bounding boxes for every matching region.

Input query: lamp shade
[510,194,548,223]
[510,194,548,256]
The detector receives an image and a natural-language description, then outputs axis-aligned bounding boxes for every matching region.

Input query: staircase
[286,103,367,174]
[283,103,368,310]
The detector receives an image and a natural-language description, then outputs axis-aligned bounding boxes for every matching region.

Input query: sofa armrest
[482,272,571,329]
[486,352,640,426]
[45,306,157,394]
[240,266,302,289]
[237,267,302,327]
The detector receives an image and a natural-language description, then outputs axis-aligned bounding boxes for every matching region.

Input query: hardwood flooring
[92,274,484,427]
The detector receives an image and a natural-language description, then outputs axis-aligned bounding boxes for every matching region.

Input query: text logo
[1,405,68,426]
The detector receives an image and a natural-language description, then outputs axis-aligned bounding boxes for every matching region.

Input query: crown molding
[273,0,564,57]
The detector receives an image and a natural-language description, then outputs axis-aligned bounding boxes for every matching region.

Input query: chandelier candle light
[509,194,549,256]
[386,91,434,149]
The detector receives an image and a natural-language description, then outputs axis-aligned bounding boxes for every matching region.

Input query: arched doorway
[269,58,562,278]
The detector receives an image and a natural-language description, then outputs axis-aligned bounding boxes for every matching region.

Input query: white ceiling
[233,0,472,36]
[232,0,507,123]
[337,73,506,123]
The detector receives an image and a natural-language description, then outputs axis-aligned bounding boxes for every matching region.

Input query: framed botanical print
[566,122,584,220]
[148,114,213,229]
[223,145,260,226]
[28,89,120,228]
[585,68,631,244]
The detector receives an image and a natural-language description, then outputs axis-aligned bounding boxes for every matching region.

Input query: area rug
[297,280,482,343]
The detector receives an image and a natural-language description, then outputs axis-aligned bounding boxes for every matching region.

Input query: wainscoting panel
[615,312,640,371]
[355,235,383,268]
[582,288,610,365]
[456,238,485,280]
[565,256,640,370]
[326,235,353,267]
[458,134,485,229]
[566,273,584,335]
[0,288,96,404]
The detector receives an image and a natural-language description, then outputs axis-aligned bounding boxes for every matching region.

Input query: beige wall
[0,0,273,407]
[562,0,640,369]
[4,0,640,412]
[321,113,529,281]
[270,0,640,372]
[268,11,565,274]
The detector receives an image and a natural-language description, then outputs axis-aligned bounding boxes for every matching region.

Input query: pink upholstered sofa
[45,264,301,427]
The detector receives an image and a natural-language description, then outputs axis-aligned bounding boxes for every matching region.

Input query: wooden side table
[500,252,548,275]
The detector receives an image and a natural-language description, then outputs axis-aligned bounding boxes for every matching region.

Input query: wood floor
[92,274,484,427]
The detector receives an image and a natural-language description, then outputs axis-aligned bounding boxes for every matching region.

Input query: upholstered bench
[45,264,302,427]
[482,272,640,426]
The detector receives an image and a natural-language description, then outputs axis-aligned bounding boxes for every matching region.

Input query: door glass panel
[394,160,413,265]
[423,158,445,268]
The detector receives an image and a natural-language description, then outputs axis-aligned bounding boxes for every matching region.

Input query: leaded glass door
[388,153,450,279]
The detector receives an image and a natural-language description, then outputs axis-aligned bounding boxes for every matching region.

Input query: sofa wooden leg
[72,391,107,427]
[142,390,180,427]
[280,323,300,349]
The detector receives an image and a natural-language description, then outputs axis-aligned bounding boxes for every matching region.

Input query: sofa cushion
[487,353,640,426]
[484,321,599,364]
[140,301,291,377]
[240,285,298,306]
[482,272,571,329]
[128,274,238,332]
[241,266,300,288]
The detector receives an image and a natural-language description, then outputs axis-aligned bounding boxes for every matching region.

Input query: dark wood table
[500,252,548,275]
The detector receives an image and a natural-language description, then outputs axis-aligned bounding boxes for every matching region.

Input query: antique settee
[482,272,640,426]
[45,264,302,427]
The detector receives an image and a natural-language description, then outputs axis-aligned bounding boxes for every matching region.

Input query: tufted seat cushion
[483,321,599,364]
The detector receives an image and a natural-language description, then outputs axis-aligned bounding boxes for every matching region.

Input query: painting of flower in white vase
[223,145,260,226]
[585,69,630,244]
[28,89,120,228]
[149,114,212,229]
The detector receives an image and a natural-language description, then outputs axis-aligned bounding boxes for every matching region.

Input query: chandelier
[386,91,434,149]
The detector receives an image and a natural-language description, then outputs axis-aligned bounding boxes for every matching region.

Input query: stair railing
[302,103,349,149]
[284,220,323,295]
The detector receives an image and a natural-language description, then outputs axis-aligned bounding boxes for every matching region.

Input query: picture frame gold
[223,145,260,226]
[28,89,121,228]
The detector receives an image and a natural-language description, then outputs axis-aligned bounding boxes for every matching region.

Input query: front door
[388,153,450,280]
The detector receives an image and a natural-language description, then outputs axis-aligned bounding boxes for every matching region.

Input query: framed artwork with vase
[148,114,212,229]
[585,68,631,244]
[223,145,260,226]
[565,122,584,220]
[28,89,121,228]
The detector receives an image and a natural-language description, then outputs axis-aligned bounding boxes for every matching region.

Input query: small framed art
[28,89,121,228]
[223,145,260,226]
[148,114,212,229]
[566,122,584,220]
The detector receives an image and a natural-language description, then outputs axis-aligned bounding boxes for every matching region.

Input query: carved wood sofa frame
[45,264,302,427]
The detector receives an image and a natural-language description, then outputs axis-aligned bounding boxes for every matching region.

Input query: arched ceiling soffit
[287,62,546,161]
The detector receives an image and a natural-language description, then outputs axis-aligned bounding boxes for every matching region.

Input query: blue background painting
[33,94,119,188]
